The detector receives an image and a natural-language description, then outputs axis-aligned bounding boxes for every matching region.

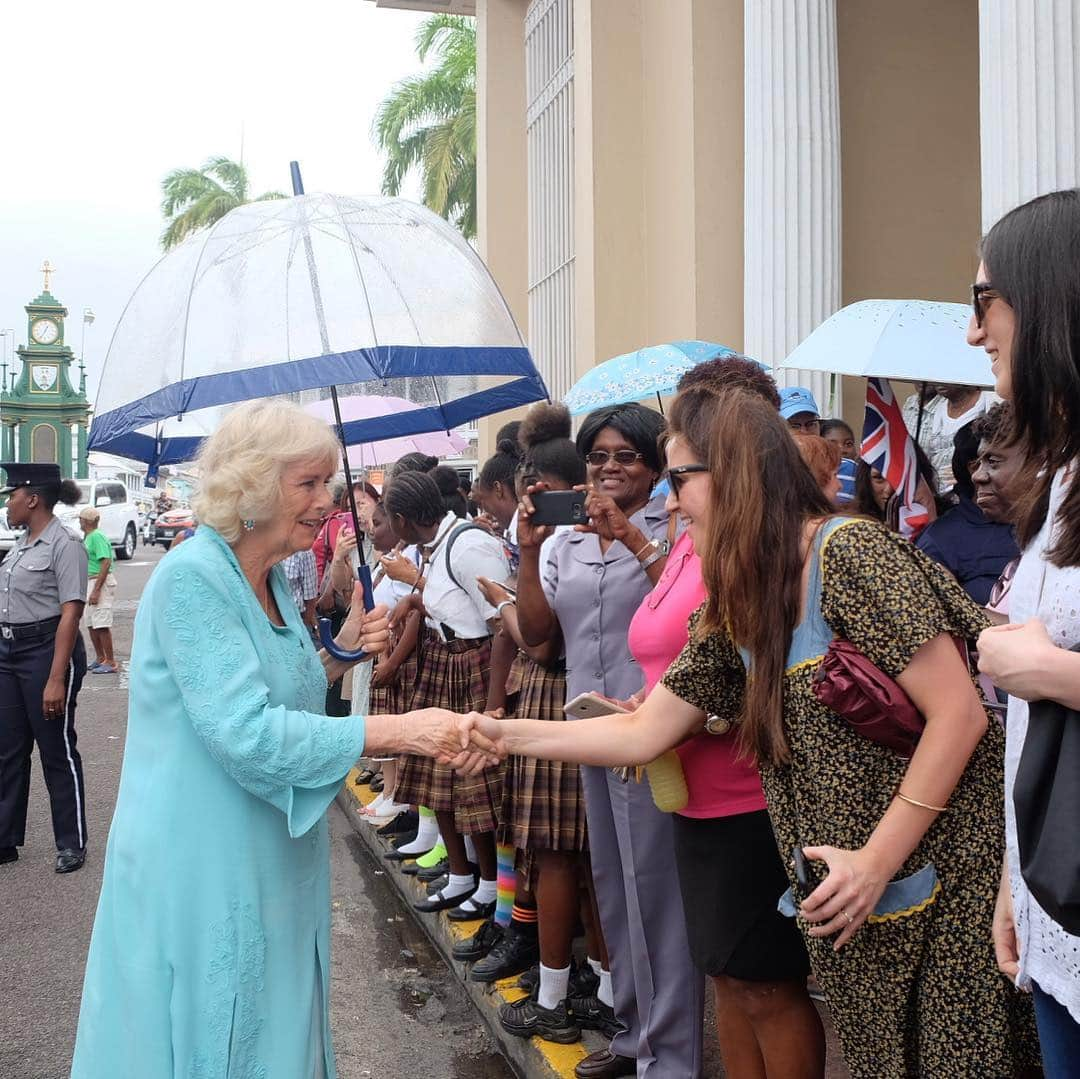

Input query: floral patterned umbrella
[562,340,747,415]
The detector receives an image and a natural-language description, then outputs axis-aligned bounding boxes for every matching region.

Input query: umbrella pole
[656,391,665,416]
[914,382,927,446]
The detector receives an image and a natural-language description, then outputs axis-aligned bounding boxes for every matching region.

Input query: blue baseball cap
[779,387,820,420]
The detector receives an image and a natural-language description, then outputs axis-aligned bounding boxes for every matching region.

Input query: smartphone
[563,692,631,719]
[530,489,588,526]
[793,847,811,892]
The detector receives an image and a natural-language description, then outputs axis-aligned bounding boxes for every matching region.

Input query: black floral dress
[662,518,1039,1078]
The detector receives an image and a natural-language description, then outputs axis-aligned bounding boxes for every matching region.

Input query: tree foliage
[373,14,477,239]
[160,156,285,250]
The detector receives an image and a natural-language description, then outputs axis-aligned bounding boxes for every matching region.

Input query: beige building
[369,0,1080,449]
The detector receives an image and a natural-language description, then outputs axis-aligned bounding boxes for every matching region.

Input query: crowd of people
[2,190,1078,1078]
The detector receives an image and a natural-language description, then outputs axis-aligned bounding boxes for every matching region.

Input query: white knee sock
[395,811,440,855]
[598,970,614,1008]
[538,964,571,1010]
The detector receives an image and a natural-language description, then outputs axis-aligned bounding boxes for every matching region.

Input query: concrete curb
[337,769,607,1079]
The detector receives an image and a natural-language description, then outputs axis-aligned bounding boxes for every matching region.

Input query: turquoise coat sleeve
[153,556,366,837]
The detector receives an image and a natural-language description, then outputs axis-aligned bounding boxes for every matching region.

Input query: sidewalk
[338,768,605,1079]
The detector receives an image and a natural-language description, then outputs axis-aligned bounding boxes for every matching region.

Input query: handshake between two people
[403,709,509,774]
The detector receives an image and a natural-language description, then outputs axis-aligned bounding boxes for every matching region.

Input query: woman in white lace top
[972,188,1080,1075]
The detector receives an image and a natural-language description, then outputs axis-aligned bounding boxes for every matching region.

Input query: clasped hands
[408,709,509,772]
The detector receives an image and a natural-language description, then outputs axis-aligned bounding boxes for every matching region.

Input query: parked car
[56,480,140,560]
[152,505,196,549]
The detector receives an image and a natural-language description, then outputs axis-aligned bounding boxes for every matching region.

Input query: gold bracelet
[896,791,949,813]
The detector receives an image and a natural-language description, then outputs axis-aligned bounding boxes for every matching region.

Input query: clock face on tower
[31,318,59,345]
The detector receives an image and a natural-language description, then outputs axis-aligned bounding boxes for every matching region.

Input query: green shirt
[84,529,113,578]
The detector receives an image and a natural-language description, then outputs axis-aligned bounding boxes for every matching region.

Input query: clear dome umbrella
[89,172,548,658]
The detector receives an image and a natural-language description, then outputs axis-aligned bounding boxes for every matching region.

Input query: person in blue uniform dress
[71,401,488,1079]
[0,463,88,873]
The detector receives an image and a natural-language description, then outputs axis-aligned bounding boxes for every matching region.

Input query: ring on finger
[842,909,854,925]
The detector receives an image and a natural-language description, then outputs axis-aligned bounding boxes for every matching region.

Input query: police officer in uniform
[0,463,89,872]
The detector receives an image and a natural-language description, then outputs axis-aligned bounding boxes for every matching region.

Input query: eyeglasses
[584,450,645,468]
[989,557,1019,610]
[971,282,1001,327]
[665,464,708,494]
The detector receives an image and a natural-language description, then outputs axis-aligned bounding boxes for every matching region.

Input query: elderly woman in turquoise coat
[71,400,484,1079]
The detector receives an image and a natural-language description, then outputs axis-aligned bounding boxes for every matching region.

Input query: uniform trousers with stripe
[0,629,88,851]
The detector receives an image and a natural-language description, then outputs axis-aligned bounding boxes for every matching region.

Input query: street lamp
[80,308,95,395]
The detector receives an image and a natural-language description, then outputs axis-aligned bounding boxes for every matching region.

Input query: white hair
[192,399,340,543]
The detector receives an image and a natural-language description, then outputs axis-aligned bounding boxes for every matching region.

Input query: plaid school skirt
[500,656,588,853]
[394,628,503,835]
[369,640,420,717]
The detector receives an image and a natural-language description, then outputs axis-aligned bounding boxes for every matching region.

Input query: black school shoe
[377,810,418,838]
[416,858,449,883]
[499,993,581,1044]
[452,919,504,962]
[469,925,539,983]
[0,846,18,865]
[413,883,477,914]
[568,992,622,1039]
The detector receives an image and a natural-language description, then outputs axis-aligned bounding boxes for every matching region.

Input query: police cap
[0,462,63,496]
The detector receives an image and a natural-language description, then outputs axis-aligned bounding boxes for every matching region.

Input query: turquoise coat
[72,528,367,1079]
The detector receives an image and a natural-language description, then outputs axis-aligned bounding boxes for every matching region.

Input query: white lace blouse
[1005,465,1080,1021]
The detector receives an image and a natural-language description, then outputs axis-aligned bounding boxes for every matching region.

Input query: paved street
[0,542,511,1079]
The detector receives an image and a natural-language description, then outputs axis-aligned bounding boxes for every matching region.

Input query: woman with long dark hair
[463,390,1039,1077]
[973,188,1080,1071]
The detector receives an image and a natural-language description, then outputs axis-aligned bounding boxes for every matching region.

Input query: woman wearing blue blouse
[71,401,479,1079]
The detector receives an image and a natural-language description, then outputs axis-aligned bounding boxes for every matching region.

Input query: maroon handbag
[811,639,925,758]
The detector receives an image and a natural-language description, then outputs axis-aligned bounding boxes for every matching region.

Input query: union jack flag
[861,377,930,538]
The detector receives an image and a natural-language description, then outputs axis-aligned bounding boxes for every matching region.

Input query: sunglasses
[989,557,1019,610]
[971,282,1001,327]
[584,450,645,467]
[665,464,708,495]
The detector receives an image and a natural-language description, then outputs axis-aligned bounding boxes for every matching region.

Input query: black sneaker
[572,960,600,997]
[499,994,581,1044]
[568,993,623,1039]
[469,926,540,983]
[452,919,503,962]
[517,964,539,992]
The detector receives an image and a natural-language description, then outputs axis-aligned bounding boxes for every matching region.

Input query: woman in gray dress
[514,403,703,1079]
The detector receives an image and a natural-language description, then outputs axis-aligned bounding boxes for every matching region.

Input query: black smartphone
[529,489,588,526]
[793,846,811,892]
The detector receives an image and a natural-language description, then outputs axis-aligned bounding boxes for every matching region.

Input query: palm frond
[252,191,288,202]
[160,167,224,216]
[204,156,249,201]
[415,14,474,63]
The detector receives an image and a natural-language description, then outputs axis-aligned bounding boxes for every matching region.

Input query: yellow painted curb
[344,767,593,1076]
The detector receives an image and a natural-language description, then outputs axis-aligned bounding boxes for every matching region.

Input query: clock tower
[0,261,91,478]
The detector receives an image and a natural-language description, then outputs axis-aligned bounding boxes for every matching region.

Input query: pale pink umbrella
[303,394,468,471]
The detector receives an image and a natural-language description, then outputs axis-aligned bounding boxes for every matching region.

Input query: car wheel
[116,524,137,561]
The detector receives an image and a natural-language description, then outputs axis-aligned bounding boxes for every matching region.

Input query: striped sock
[494,844,516,928]
[511,903,538,930]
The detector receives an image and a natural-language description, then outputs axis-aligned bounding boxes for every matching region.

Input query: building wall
[836,0,981,432]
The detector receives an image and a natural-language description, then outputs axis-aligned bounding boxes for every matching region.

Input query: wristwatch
[637,539,664,571]
[704,714,732,735]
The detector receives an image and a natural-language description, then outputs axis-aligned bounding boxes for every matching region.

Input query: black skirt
[672,809,810,982]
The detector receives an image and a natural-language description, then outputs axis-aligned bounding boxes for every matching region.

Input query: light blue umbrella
[781,299,991,387]
[563,340,744,415]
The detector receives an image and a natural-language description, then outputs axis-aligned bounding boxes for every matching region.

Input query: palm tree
[160,156,285,250]
[373,14,477,239]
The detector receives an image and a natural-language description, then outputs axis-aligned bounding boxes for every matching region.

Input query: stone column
[979,0,1080,232]
[743,0,841,411]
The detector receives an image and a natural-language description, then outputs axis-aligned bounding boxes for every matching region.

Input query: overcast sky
[0,0,428,405]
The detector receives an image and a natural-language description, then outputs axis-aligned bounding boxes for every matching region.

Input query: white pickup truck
[56,480,140,561]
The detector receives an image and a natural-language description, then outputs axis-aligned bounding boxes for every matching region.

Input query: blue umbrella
[562,340,745,415]
[781,299,991,387]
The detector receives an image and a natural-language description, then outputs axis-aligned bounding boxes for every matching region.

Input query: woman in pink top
[623,358,823,1078]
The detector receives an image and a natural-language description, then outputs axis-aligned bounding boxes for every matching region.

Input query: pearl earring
[243,519,255,532]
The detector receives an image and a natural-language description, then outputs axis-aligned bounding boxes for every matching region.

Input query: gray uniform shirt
[542,494,670,702]
[0,515,88,623]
